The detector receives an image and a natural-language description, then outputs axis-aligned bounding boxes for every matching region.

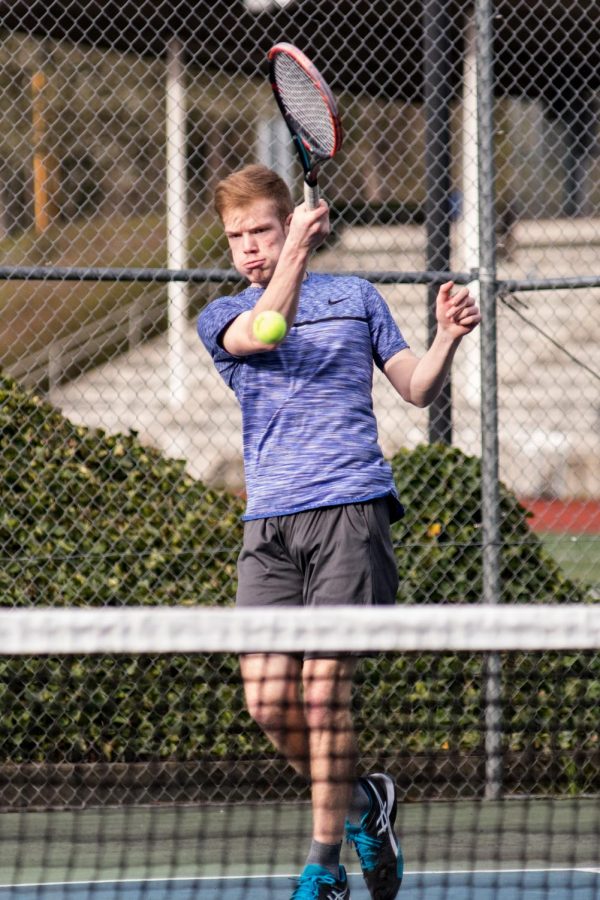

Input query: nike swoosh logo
[328,298,346,305]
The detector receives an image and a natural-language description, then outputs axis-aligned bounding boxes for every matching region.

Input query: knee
[244,681,301,733]
[245,692,283,732]
[241,655,304,734]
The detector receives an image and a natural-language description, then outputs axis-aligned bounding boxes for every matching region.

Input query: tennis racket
[268,42,343,209]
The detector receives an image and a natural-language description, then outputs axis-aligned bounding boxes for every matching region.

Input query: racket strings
[273,55,337,156]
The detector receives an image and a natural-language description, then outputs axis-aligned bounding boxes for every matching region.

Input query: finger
[449,292,477,315]
[303,203,328,223]
[453,297,477,314]
[449,298,473,318]
[295,202,328,225]
[304,198,327,213]
[456,310,481,327]
[448,286,470,305]
[455,306,478,319]
[438,281,454,298]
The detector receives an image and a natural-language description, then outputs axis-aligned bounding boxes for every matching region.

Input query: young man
[198,164,481,900]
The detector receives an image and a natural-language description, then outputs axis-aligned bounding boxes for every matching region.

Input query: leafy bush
[0,374,242,607]
[390,443,591,604]
[0,373,246,763]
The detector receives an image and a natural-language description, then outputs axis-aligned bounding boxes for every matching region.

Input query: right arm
[221,202,329,356]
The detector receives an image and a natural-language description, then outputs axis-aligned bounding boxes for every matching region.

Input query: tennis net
[0,604,598,899]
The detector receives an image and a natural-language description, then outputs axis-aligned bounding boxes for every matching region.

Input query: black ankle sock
[305,839,342,877]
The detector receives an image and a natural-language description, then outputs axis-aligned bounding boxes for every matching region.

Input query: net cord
[0,605,598,656]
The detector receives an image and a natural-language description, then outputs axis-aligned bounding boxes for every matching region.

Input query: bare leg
[240,653,359,847]
[302,657,358,844]
[240,652,310,778]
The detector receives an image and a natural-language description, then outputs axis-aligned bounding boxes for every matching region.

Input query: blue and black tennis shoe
[345,773,404,900]
[290,864,351,900]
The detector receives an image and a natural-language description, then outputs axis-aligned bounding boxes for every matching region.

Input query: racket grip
[304,182,320,209]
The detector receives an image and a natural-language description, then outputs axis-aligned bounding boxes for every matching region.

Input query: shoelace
[290,870,339,900]
[346,825,382,871]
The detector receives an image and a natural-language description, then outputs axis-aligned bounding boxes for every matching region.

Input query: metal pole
[31,70,58,235]
[476,0,503,800]
[423,0,453,444]
[458,20,482,413]
[166,38,190,410]
[256,115,295,190]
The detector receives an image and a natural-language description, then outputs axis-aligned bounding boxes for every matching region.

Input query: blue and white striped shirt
[198,273,409,520]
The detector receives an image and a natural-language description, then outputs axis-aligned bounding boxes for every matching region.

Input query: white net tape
[1,604,599,655]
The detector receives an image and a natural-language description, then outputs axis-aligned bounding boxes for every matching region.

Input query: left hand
[436,281,481,339]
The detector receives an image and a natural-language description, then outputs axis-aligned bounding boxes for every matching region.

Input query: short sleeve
[361,280,410,370]
[197,292,254,388]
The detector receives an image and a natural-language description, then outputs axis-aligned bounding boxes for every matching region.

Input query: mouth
[245,259,266,271]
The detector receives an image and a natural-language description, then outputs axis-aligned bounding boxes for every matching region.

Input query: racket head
[268,42,343,190]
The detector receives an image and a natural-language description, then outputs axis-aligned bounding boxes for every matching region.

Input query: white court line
[1,867,598,890]
[403,868,600,875]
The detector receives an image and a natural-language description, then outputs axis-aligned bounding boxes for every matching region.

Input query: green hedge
[0,374,243,606]
[0,374,597,796]
[390,443,589,604]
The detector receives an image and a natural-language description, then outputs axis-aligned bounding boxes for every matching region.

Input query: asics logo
[327,890,348,900]
[375,806,391,836]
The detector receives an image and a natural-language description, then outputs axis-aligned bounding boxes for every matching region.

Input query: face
[222,199,290,287]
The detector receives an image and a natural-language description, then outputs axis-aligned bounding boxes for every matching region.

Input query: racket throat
[292,135,320,185]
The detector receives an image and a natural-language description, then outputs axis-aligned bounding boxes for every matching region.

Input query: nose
[242,231,257,253]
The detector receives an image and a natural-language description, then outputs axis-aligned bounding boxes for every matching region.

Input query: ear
[284,213,293,234]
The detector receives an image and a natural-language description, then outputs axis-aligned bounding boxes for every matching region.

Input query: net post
[476,0,503,800]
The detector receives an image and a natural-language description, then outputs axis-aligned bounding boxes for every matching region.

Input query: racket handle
[304,182,320,210]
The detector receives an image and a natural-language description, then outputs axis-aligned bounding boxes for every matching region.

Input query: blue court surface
[1,870,599,899]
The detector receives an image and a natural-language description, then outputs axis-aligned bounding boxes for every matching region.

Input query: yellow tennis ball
[253,310,287,344]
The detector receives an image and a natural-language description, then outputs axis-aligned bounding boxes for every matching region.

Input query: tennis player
[198,164,481,900]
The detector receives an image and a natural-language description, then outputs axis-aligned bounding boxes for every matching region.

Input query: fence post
[476,0,503,800]
[166,37,190,411]
[423,0,453,444]
[128,296,145,350]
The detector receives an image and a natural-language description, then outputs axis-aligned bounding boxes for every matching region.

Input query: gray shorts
[237,497,399,615]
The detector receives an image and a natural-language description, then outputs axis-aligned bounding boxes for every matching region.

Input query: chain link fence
[0,0,599,809]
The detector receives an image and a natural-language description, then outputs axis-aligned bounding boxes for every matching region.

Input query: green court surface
[0,799,598,897]
[540,533,600,587]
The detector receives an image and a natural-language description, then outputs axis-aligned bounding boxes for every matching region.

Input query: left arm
[383,281,481,407]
